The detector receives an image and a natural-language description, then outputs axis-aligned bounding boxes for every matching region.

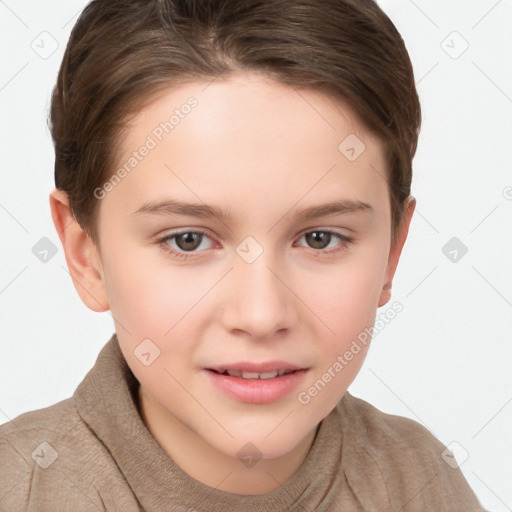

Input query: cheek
[311,283,376,376]
[103,252,203,389]
[294,268,379,414]
[102,245,206,337]
[301,255,385,331]
[295,249,385,389]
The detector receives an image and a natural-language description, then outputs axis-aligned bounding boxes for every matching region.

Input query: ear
[378,196,416,307]
[49,188,109,312]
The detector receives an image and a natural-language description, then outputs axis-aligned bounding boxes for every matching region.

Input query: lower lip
[204,369,308,404]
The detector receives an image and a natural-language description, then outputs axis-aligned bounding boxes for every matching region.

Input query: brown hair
[50,0,421,245]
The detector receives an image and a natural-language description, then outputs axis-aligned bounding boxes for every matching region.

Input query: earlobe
[49,189,110,312]
[378,196,416,307]
[378,283,392,308]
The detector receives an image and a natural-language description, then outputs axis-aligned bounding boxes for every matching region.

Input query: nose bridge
[221,236,296,337]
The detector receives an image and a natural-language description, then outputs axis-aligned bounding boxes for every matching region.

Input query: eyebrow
[132,198,373,222]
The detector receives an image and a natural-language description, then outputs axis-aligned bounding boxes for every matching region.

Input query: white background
[0,1,511,510]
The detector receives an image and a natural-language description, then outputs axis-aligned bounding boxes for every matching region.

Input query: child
[0,0,487,510]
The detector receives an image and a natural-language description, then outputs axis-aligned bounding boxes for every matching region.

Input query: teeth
[222,369,293,379]
[257,371,279,380]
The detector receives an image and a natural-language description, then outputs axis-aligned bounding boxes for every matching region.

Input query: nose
[219,248,298,340]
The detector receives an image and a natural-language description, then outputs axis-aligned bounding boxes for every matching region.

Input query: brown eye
[175,232,203,251]
[158,230,214,259]
[304,231,332,250]
[296,230,353,255]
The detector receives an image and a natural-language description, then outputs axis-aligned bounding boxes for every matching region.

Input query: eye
[157,230,214,259]
[157,228,353,260]
[295,230,353,255]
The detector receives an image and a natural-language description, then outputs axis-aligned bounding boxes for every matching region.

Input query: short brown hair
[51,0,421,244]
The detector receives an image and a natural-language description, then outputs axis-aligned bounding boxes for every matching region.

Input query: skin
[50,71,415,495]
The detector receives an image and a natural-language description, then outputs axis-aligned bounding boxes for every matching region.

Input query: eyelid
[297,226,352,238]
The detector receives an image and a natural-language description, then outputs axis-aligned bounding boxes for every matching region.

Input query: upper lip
[206,361,306,373]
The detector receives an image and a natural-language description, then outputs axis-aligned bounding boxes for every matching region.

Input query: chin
[216,425,311,461]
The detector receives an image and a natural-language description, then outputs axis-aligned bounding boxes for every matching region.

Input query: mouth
[204,362,309,404]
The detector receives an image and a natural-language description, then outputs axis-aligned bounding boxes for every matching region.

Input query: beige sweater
[0,333,486,511]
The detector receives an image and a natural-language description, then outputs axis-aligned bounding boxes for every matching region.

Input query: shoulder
[336,392,486,511]
[0,398,132,511]
[1,396,78,440]
[0,397,80,486]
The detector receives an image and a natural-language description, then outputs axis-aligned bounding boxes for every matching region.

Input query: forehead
[126,71,374,149]
[104,72,389,227]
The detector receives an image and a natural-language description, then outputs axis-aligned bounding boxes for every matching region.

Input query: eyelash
[157,229,353,260]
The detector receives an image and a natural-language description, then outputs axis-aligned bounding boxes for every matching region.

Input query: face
[86,72,407,462]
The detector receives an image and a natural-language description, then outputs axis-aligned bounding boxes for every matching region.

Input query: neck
[137,385,318,494]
